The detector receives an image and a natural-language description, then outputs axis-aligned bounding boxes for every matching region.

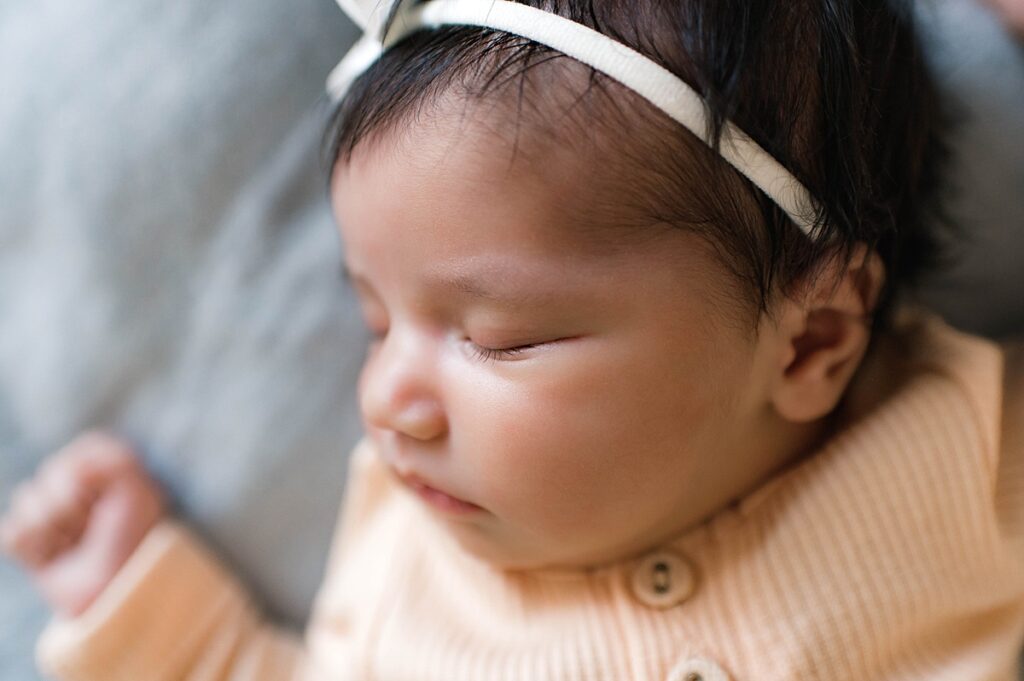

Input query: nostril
[391,401,448,442]
[359,374,447,441]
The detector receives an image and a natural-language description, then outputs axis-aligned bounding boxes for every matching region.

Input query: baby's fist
[0,431,166,617]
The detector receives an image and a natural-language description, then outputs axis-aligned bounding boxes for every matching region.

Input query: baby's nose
[358,333,447,442]
[379,400,447,441]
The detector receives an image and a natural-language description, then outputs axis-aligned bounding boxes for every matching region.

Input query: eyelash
[365,328,541,364]
[468,342,540,363]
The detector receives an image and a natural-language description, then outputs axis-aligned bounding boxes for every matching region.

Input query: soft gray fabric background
[0,2,363,678]
[0,1,1021,679]
[914,1,1024,336]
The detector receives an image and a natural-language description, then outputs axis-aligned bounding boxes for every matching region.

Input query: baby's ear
[768,244,886,423]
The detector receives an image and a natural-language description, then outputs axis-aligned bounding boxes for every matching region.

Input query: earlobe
[770,246,885,423]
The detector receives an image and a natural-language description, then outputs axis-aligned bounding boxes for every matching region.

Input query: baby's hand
[0,431,166,617]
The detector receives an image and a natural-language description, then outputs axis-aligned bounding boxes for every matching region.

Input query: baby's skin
[0,432,164,616]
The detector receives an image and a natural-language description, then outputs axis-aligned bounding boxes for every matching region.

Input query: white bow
[334,0,391,32]
[328,0,404,99]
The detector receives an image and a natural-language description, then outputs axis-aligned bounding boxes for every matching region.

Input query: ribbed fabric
[35,311,1024,681]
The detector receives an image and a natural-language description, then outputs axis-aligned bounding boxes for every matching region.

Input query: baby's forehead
[335,90,761,337]
[342,92,672,241]
[333,68,760,327]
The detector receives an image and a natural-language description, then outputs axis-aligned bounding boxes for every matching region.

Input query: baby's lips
[390,468,485,514]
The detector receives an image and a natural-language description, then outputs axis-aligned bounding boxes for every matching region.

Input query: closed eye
[464,337,569,364]
[468,342,543,363]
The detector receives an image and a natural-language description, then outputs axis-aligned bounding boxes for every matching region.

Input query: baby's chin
[439,522,534,570]
[442,520,631,573]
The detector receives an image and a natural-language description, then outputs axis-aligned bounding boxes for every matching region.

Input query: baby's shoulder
[879,310,1006,464]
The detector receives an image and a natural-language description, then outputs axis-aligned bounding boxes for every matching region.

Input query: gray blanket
[0,1,362,678]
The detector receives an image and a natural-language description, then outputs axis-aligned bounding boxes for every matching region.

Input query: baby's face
[332,112,789,570]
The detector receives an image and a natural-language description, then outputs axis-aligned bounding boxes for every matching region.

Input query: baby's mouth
[391,468,484,515]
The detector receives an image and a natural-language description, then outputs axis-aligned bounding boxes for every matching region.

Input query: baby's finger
[1,483,60,568]
[60,431,137,465]
[51,432,140,497]
[36,463,92,543]
[0,511,22,556]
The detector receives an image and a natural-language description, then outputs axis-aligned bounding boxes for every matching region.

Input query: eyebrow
[444,272,551,304]
[341,263,564,306]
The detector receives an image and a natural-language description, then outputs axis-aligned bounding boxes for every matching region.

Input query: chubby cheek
[449,338,725,545]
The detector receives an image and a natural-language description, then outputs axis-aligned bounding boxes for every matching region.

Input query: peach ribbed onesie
[33,311,1024,680]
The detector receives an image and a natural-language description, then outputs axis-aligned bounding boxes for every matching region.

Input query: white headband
[328,0,819,234]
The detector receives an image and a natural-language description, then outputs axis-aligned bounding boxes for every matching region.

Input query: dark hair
[324,0,952,329]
